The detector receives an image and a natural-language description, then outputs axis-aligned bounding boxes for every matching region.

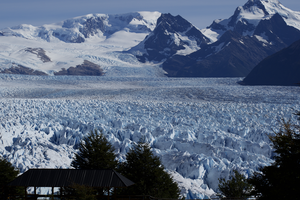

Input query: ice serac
[162,0,300,77]
[129,13,210,63]
[0,75,299,198]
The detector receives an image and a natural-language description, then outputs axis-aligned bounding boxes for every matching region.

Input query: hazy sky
[1,0,300,30]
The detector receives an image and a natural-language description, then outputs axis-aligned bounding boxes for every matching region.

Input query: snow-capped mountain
[203,0,300,42]
[161,0,300,77]
[128,13,210,63]
[0,12,160,43]
[0,12,165,77]
[1,0,299,78]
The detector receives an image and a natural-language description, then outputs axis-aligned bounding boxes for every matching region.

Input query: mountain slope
[203,0,300,42]
[0,12,165,77]
[1,0,300,78]
[161,0,300,77]
[128,13,210,63]
[163,31,268,77]
[0,12,160,43]
[241,39,300,85]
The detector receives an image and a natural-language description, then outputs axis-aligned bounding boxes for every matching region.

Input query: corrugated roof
[9,169,134,188]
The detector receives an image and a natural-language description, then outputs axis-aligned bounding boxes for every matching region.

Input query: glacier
[0,74,299,199]
[1,0,300,198]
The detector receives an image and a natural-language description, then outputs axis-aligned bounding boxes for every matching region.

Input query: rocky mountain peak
[62,14,107,38]
[242,0,278,13]
[162,0,300,78]
[129,13,209,63]
[228,0,277,29]
[243,0,267,13]
[205,0,299,42]
[157,13,193,33]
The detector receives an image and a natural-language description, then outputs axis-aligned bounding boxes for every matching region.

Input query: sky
[1,0,300,30]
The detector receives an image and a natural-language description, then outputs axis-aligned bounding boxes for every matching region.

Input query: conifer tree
[69,130,118,197]
[61,183,96,200]
[118,140,181,199]
[71,130,118,170]
[0,157,22,200]
[249,112,300,200]
[218,169,252,198]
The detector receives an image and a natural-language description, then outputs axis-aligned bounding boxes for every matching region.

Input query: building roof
[9,169,134,188]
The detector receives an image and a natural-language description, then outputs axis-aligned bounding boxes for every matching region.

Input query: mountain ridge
[0,11,161,43]
[203,0,300,41]
[161,0,300,77]
[0,0,300,78]
[128,13,210,63]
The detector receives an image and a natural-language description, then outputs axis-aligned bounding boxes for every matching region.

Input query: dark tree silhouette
[0,157,22,200]
[249,112,300,199]
[118,140,181,199]
[71,130,118,170]
[68,130,118,197]
[218,169,252,198]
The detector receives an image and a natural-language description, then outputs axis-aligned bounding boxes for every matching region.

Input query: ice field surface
[0,75,299,198]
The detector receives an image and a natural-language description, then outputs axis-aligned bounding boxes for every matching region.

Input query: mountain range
[0,0,300,79]
[161,0,300,77]
[0,12,162,77]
